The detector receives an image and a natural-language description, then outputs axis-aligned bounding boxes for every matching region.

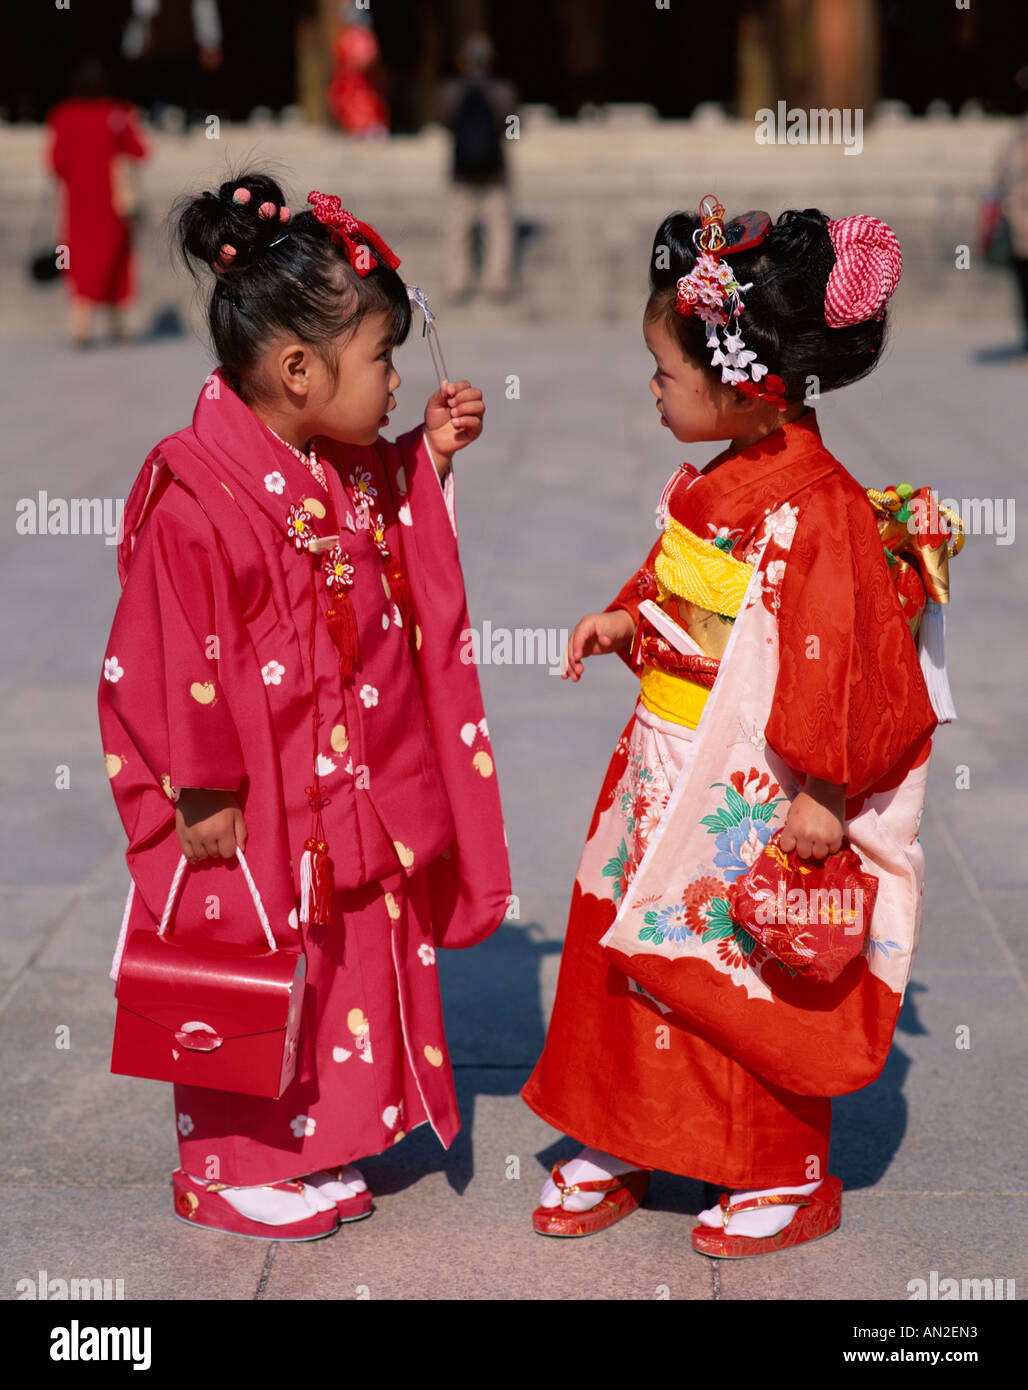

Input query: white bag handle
[158,847,277,952]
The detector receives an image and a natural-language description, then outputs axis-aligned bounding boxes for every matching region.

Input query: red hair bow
[306,190,401,277]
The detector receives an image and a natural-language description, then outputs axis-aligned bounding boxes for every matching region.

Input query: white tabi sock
[300,1166,368,1201]
[696,1179,821,1239]
[188,1173,337,1226]
[539,1147,640,1213]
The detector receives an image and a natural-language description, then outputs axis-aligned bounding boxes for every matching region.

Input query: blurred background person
[993,66,1028,355]
[45,57,149,348]
[437,32,518,303]
[327,1,389,136]
[122,0,222,134]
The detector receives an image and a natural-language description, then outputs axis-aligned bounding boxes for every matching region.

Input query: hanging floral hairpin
[673,196,784,406]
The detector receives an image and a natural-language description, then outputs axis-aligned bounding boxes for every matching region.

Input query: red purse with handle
[111,848,305,1098]
[728,830,879,985]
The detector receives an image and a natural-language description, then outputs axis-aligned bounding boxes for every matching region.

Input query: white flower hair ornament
[673,196,785,408]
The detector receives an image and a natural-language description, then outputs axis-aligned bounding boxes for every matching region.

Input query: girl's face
[644,310,751,445]
[310,309,402,447]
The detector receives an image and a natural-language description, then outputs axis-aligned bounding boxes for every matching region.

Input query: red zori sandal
[691,1175,843,1258]
[172,1168,339,1241]
[532,1163,650,1237]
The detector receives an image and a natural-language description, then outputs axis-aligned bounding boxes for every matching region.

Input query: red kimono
[522,411,936,1187]
[99,371,509,1185]
[46,98,148,304]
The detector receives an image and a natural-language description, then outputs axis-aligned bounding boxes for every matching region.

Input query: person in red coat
[45,59,149,347]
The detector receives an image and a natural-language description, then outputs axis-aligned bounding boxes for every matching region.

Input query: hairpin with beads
[216,186,293,268]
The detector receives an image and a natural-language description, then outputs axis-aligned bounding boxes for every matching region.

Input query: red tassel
[300,838,334,928]
[386,563,415,636]
[325,590,360,682]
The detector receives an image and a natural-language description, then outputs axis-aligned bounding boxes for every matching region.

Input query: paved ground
[0,297,1026,1301]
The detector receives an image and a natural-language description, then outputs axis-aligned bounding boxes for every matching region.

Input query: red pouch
[727,830,878,984]
[111,849,305,1098]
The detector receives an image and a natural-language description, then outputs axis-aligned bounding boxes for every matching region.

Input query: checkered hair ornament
[824,215,902,328]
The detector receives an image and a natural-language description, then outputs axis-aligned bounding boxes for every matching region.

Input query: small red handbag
[727,831,879,984]
[111,849,305,1099]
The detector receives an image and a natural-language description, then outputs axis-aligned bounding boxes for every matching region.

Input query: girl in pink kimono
[99,173,510,1239]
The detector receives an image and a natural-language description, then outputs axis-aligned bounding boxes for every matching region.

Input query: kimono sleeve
[102,494,247,802]
[46,109,66,180]
[764,473,936,797]
[111,103,148,160]
[603,535,663,673]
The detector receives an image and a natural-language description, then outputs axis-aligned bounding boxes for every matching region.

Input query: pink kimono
[99,370,510,1185]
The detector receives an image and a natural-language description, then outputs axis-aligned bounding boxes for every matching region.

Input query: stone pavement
[0,302,1026,1301]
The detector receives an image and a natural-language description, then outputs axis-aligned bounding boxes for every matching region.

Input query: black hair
[171,169,411,405]
[68,57,111,99]
[646,207,889,402]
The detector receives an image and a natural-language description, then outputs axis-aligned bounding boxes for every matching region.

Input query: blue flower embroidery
[712,817,772,882]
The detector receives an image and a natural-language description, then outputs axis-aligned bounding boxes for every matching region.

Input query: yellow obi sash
[654,517,753,618]
[640,665,710,730]
[641,518,755,728]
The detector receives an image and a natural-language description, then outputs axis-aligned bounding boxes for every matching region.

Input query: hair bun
[824,215,902,328]
[176,174,290,275]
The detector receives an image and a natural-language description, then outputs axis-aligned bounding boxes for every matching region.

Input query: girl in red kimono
[522,199,957,1255]
[99,172,509,1239]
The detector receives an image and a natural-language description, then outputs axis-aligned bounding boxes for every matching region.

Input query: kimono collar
[671,409,839,536]
[704,407,824,475]
[118,369,338,586]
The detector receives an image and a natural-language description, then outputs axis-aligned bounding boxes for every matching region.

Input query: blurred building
[2,0,1023,125]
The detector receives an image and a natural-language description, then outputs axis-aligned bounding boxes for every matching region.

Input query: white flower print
[290,1114,316,1138]
[382,612,390,631]
[315,753,335,774]
[707,523,745,550]
[417,943,437,967]
[762,504,799,547]
[359,684,379,708]
[765,558,786,587]
[103,656,124,683]
[262,660,285,685]
[264,471,286,494]
[177,1113,194,1136]
[348,467,377,502]
[392,604,402,627]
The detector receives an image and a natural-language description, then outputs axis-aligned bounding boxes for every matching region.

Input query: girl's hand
[175,788,247,862]
[563,610,636,682]
[779,778,845,859]
[424,378,484,473]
